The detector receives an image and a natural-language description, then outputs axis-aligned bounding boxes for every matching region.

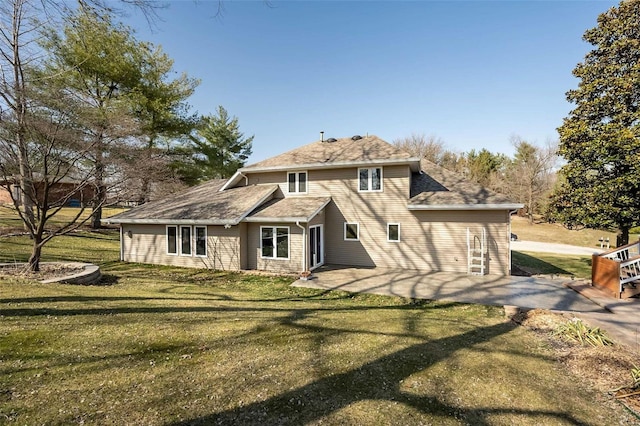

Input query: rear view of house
[105,135,522,275]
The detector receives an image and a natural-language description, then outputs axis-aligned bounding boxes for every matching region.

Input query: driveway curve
[511,240,604,256]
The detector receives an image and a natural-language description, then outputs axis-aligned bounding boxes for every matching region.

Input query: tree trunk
[11,1,35,236]
[28,238,43,272]
[17,140,35,234]
[617,227,630,247]
[91,145,105,229]
[137,138,155,205]
[138,177,150,205]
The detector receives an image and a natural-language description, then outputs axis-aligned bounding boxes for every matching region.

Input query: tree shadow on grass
[0,299,462,318]
[170,320,585,426]
[512,251,588,277]
[93,273,119,286]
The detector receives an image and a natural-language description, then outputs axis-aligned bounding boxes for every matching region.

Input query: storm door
[309,225,323,269]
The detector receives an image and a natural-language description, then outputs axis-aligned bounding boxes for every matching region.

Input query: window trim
[180,225,192,256]
[287,171,308,194]
[194,226,207,257]
[166,225,178,255]
[387,223,401,242]
[357,167,383,192]
[344,222,360,241]
[260,226,290,260]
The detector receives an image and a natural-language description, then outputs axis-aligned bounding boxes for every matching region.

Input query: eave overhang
[407,203,524,211]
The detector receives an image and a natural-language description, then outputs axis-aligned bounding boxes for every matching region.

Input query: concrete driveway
[511,240,604,256]
[294,265,640,348]
[294,266,605,313]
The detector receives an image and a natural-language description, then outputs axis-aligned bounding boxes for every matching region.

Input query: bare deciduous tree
[0,0,162,271]
[505,136,558,224]
[393,133,466,172]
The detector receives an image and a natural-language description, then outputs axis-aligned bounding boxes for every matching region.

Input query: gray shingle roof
[245,197,331,223]
[409,160,521,209]
[104,180,278,225]
[242,135,418,171]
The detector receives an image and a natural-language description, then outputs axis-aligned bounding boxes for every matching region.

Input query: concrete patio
[293,265,640,350]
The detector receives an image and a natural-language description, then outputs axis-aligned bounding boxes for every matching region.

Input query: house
[0,176,94,207]
[104,135,523,275]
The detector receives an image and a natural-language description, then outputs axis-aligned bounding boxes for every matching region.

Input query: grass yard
[0,231,120,265]
[511,216,639,249]
[0,232,635,424]
[512,251,593,279]
[0,265,631,425]
[0,206,128,234]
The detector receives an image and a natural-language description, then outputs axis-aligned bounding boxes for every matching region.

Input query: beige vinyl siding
[241,165,511,275]
[319,165,412,269]
[238,222,248,270]
[122,224,243,270]
[247,223,303,273]
[396,210,509,274]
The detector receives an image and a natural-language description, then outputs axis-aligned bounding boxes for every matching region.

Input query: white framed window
[261,226,290,259]
[344,222,359,241]
[358,167,382,192]
[287,171,308,194]
[180,225,192,256]
[167,225,178,255]
[387,223,400,242]
[195,226,207,257]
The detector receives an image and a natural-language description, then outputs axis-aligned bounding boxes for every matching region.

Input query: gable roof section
[103,180,278,225]
[245,197,331,223]
[222,135,420,191]
[409,160,523,210]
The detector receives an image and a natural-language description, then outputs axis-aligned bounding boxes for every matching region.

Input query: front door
[309,225,323,269]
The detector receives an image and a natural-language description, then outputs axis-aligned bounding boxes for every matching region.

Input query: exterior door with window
[309,225,323,269]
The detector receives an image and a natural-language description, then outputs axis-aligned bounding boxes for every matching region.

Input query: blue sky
[124,1,618,163]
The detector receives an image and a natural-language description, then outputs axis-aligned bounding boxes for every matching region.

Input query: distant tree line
[393,133,558,225]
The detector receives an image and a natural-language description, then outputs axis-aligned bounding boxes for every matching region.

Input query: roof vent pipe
[320,131,324,142]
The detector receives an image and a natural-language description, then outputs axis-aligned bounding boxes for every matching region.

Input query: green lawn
[0,205,128,234]
[0,232,633,424]
[511,216,639,249]
[512,251,593,279]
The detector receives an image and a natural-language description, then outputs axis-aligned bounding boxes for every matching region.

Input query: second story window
[288,171,307,193]
[358,167,382,192]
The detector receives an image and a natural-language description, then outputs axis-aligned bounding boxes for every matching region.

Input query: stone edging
[0,262,102,285]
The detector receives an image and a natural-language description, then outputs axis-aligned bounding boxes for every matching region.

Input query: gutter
[102,218,238,226]
[407,203,525,211]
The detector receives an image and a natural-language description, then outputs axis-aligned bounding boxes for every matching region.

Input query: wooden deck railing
[602,240,640,261]
[592,241,640,298]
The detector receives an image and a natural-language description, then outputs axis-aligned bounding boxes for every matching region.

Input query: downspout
[239,172,249,186]
[296,221,306,272]
[508,209,518,275]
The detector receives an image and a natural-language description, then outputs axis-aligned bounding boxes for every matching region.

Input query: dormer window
[358,167,382,192]
[288,171,307,194]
